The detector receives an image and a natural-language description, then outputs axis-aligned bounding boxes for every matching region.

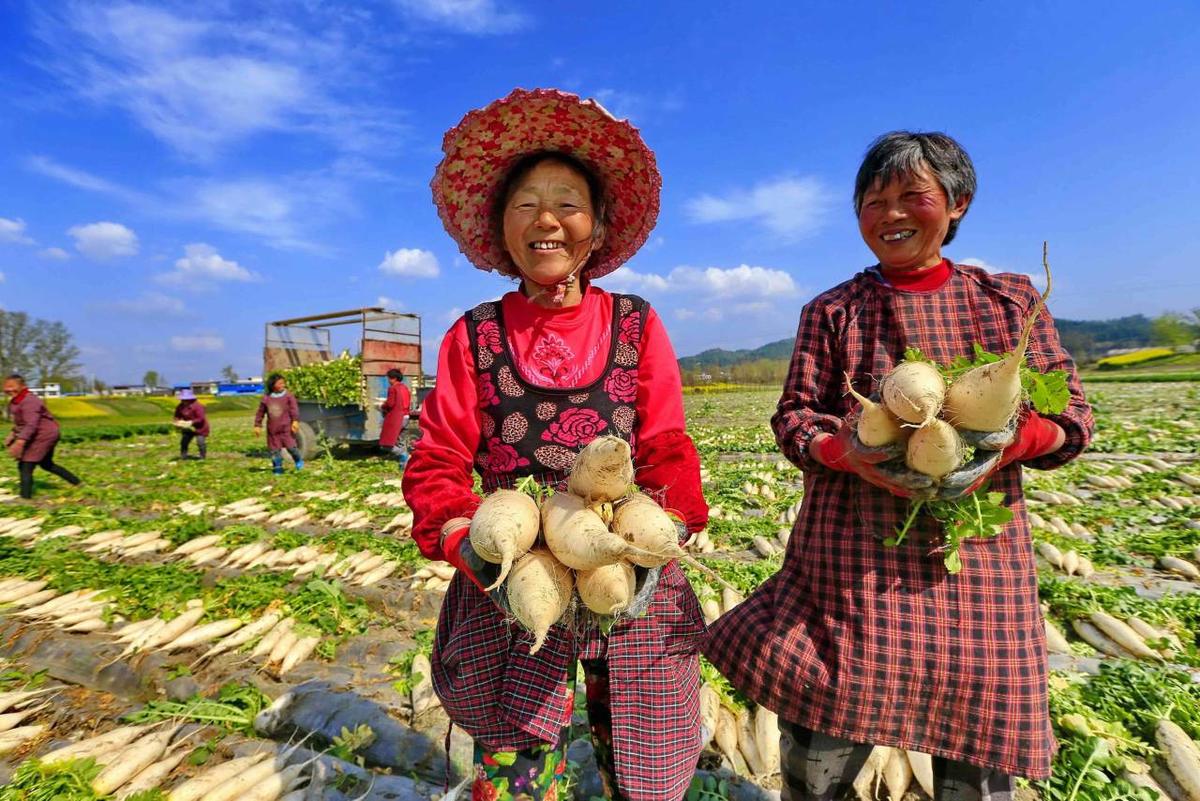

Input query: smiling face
[857,166,969,272]
[2,379,21,398]
[501,159,602,292]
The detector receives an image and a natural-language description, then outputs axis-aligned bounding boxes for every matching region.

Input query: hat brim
[431,88,661,280]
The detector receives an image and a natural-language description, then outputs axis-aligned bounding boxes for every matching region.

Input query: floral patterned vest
[466,293,647,492]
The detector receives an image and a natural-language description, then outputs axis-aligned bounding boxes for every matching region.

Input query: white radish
[906,419,965,479]
[714,706,748,775]
[1090,611,1162,661]
[356,561,399,586]
[160,618,244,652]
[43,724,152,765]
[1061,550,1080,576]
[1,588,56,608]
[145,605,206,651]
[1037,542,1064,569]
[737,707,767,775]
[906,751,935,798]
[699,684,720,750]
[853,746,896,801]
[0,703,47,733]
[542,492,652,571]
[611,493,685,568]
[251,617,296,659]
[1157,719,1200,801]
[1044,618,1073,655]
[576,562,635,615]
[883,747,914,801]
[172,535,223,556]
[1072,619,1135,659]
[941,246,1052,431]
[567,435,635,504]
[0,687,58,712]
[278,635,321,676]
[507,548,574,654]
[92,727,175,794]
[881,361,945,427]
[166,752,272,801]
[268,630,299,666]
[470,489,541,590]
[1161,556,1200,580]
[754,707,780,776]
[194,613,281,665]
[116,743,193,799]
[845,373,905,446]
[0,724,46,754]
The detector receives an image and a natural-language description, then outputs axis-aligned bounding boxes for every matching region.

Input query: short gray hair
[853,131,976,245]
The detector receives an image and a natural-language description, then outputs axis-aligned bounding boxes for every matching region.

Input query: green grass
[49,395,260,428]
[1081,371,1200,384]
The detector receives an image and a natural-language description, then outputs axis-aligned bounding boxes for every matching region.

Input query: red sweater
[403,285,705,564]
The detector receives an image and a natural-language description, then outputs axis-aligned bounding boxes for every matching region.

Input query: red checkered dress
[703,263,1094,781]
[431,295,708,801]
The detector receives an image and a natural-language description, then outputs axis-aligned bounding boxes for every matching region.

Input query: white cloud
[960,257,1048,292]
[443,306,464,323]
[379,248,439,278]
[38,247,71,260]
[596,267,670,294]
[686,176,832,241]
[0,272,5,283]
[27,156,151,205]
[31,4,403,161]
[0,218,34,245]
[591,89,683,122]
[675,307,724,322]
[668,264,798,297]
[158,243,256,288]
[376,296,403,310]
[104,292,187,316]
[170,334,224,352]
[68,221,139,260]
[394,0,526,34]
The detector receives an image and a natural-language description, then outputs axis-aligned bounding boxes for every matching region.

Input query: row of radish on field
[0,579,322,678]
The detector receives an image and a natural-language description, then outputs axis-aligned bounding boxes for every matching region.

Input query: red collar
[880,259,952,291]
[10,388,29,404]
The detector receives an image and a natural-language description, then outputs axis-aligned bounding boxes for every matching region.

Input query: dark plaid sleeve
[771,298,844,473]
[1021,293,1094,471]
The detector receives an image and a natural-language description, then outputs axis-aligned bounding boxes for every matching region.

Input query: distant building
[111,384,148,397]
[29,383,62,398]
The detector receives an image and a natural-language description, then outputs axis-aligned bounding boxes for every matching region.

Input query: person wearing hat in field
[402,89,708,801]
[173,389,210,460]
[703,132,1094,799]
[254,373,303,474]
[3,373,82,499]
[378,368,411,468]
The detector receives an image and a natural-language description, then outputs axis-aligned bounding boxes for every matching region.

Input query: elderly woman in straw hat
[402,89,708,801]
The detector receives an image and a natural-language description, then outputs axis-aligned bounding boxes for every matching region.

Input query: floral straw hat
[431,88,662,281]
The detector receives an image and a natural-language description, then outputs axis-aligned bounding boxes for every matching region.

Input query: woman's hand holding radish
[812,418,934,499]
[622,565,663,619]
[441,518,512,611]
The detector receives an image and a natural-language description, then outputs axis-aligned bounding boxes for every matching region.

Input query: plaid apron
[703,264,1094,780]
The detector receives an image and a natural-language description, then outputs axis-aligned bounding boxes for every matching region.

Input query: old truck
[263,308,424,459]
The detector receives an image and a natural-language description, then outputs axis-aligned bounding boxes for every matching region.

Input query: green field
[45,394,260,428]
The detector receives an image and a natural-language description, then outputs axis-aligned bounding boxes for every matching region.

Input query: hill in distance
[678,315,1156,369]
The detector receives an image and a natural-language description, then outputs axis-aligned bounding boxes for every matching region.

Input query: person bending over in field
[254,374,303,474]
[4,374,82,499]
[704,131,1094,800]
[402,89,708,801]
[173,388,210,460]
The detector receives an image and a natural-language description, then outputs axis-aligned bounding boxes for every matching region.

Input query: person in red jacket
[173,388,210,460]
[401,89,708,801]
[3,374,81,499]
[254,374,303,474]
[378,368,411,468]
[703,132,1094,800]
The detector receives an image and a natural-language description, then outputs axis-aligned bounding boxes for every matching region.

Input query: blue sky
[1,1,1198,385]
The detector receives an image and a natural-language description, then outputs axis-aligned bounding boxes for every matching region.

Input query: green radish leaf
[1024,368,1071,415]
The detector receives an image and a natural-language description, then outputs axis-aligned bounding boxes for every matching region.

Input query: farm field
[0,381,1196,800]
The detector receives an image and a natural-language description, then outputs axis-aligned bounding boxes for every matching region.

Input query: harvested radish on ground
[542,492,650,571]
[1156,718,1200,801]
[576,562,635,615]
[714,706,748,775]
[469,488,541,590]
[906,751,935,798]
[1044,618,1073,655]
[611,493,684,568]
[567,435,635,504]
[845,373,905,446]
[905,419,965,479]
[942,245,1052,431]
[91,725,178,794]
[506,548,573,654]
[883,746,913,801]
[881,361,945,427]
[166,752,272,801]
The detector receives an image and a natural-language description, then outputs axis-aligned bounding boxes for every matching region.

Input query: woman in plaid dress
[704,132,1094,800]
[402,89,708,801]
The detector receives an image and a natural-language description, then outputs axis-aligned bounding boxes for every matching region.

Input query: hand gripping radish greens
[468,488,540,590]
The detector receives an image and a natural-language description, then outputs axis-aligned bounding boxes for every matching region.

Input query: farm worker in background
[703,132,1095,799]
[173,389,210,460]
[402,89,708,801]
[378,368,411,467]
[254,373,303,474]
[3,373,82,499]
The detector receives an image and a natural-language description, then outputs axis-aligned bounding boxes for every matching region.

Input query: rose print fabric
[466,293,644,492]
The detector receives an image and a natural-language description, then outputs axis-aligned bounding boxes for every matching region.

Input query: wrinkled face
[502,160,601,287]
[2,380,21,397]
[858,166,968,271]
